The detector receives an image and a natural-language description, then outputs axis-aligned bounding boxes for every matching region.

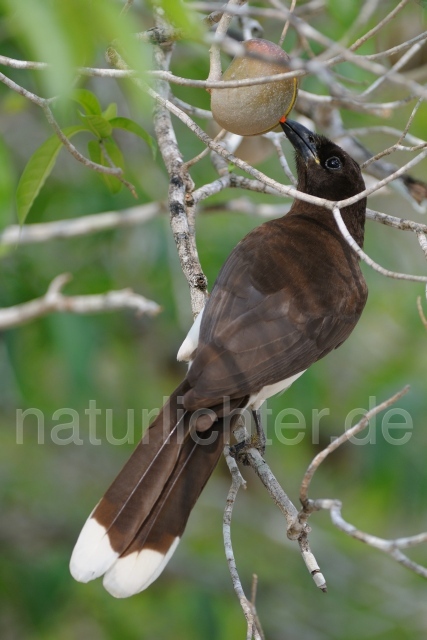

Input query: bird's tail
[70,380,236,598]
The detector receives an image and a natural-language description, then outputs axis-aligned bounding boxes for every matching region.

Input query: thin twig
[366,209,427,234]
[361,98,425,169]
[231,419,326,591]
[333,206,427,284]
[0,274,161,330]
[0,71,137,194]
[300,386,410,505]
[278,0,296,47]
[314,499,427,579]
[183,128,228,170]
[298,385,427,581]
[417,232,427,260]
[0,203,163,246]
[207,0,247,84]
[264,132,297,185]
[223,449,261,640]
[361,35,425,97]
[417,296,427,329]
[121,0,134,15]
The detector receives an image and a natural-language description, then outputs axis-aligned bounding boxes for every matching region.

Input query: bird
[70,119,368,598]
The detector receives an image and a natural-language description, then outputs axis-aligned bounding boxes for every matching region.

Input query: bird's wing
[185,218,364,408]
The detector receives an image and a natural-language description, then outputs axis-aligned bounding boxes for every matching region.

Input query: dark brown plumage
[70,120,368,597]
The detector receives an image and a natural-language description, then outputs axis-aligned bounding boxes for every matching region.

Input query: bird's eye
[325,156,342,170]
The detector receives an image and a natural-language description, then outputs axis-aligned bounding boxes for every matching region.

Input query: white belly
[248,370,306,410]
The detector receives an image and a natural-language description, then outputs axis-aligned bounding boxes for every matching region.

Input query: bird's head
[281,119,365,201]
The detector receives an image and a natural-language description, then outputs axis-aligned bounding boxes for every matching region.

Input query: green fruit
[210,39,298,136]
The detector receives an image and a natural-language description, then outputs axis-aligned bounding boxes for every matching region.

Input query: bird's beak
[280,119,320,164]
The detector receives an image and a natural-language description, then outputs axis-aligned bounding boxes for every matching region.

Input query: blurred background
[0,1,427,638]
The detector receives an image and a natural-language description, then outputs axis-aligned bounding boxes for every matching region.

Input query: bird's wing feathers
[186,218,364,408]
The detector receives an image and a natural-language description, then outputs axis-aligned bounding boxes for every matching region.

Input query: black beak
[280,119,320,164]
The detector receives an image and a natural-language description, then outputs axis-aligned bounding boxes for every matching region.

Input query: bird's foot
[252,409,266,456]
[229,433,265,466]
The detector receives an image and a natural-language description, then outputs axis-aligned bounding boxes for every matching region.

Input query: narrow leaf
[72,89,102,115]
[100,139,124,194]
[88,138,123,194]
[80,114,112,139]
[103,102,118,121]
[16,125,87,224]
[109,117,156,158]
[87,139,102,165]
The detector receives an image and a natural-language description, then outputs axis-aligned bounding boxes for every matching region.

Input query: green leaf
[87,139,102,164]
[16,125,87,225]
[79,114,112,139]
[109,117,157,158]
[88,138,124,194]
[72,89,102,115]
[102,139,124,194]
[102,102,118,121]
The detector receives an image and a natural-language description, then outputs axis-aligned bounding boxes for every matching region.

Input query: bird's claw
[229,433,266,465]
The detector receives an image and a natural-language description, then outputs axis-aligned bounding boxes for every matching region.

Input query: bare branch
[231,419,327,592]
[0,203,163,246]
[300,386,410,505]
[207,0,247,84]
[169,95,213,119]
[417,296,427,330]
[121,0,134,16]
[278,0,297,47]
[361,38,426,98]
[333,206,427,284]
[223,448,263,640]
[315,499,427,579]
[0,274,160,330]
[365,31,427,61]
[183,128,228,170]
[150,29,208,318]
[417,232,427,260]
[298,387,427,581]
[366,209,427,234]
[360,99,425,168]
[339,0,412,56]
[264,132,298,185]
[0,55,48,70]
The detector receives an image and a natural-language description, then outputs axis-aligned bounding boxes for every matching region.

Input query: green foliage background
[0,2,426,639]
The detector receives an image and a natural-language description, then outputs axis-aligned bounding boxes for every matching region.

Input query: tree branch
[298,387,427,581]
[151,34,208,318]
[333,206,427,284]
[223,448,264,640]
[0,203,163,246]
[299,387,410,505]
[231,419,327,592]
[0,274,160,330]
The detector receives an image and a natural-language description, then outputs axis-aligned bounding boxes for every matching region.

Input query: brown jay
[70,120,368,597]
